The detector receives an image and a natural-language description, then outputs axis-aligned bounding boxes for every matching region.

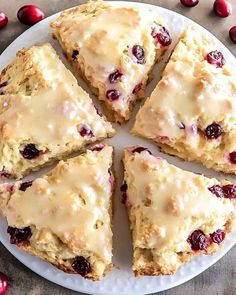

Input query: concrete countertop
[0,1,235,294]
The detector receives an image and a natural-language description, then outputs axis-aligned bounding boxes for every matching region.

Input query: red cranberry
[90,144,104,152]
[229,26,236,44]
[222,185,236,199]
[72,256,91,277]
[78,124,93,137]
[205,123,223,139]
[132,147,152,154]
[151,26,172,47]
[208,185,224,198]
[121,192,128,204]
[0,81,7,88]
[206,51,225,68]
[19,180,33,192]
[132,83,143,95]
[210,229,225,244]
[187,230,210,251]
[7,226,32,244]
[0,170,11,179]
[132,45,145,64]
[0,12,8,29]
[108,70,123,84]
[0,272,8,295]
[17,5,44,25]
[229,151,236,164]
[213,0,232,17]
[72,50,79,60]
[106,89,121,101]
[21,144,41,159]
[120,182,128,192]
[180,0,199,7]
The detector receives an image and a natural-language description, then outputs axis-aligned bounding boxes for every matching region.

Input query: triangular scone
[122,146,236,276]
[51,1,172,123]
[0,43,115,179]
[132,27,236,174]
[0,144,114,281]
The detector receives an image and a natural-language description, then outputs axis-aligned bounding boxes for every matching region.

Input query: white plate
[0,2,236,295]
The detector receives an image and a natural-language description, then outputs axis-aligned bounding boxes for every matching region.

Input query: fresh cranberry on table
[0,12,8,29]
[0,272,8,295]
[206,51,225,68]
[180,0,199,7]
[229,26,236,44]
[17,5,44,26]
[213,0,232,17]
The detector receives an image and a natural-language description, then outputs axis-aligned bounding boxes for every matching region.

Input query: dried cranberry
[106,89,121,101]
[132,83,143,95]
[222,185,236,199]
[204,123,223,139]
[21,144,41,160]
[206,51,225,68]
[0,272,8,295]
[0,170,11,179]
[19,180,33,192]
[120,182,128,192]
[208,185,224,198]
[90,144,104,152]
[151,26,172,47]
[17,5,44,25]
[210,229,225,244]
[132,147,152,154]
[0,12,8,30]
[78,124,94,137]
[72,256,91,277]
[229,26,236,44]
[132,45,145,64]
[229,151,236,164]
[108,70,123,84]
[121,192,128,204]
[180,0,199,7]
[187,230,210,251]
[213,0,232,17]
[0,81,7,88]
[72,50,79,60]
[7,226,32,244]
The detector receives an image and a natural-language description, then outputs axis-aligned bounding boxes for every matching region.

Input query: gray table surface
[0,0,236,294]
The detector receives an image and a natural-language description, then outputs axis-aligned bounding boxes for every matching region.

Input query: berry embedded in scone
[122,146,236,276]
[132,27,236,174]
[0,145,114,281]
[0,43,115,179]
[51,1,172,123]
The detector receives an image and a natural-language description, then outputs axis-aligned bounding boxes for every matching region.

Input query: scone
[122,146,236,276]
[0,144,114,281]
[0,43,115,179]
[132,27,236,174]
[51,1,172,123]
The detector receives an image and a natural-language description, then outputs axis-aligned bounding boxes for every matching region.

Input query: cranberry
[106,89,121,101]
[210,229,225,244]
[0,171,11,179]
[78,124,94,137]
[72,256,91,277]
[0,81,7,88]
[132,83,143,95]
[187,230,210,251]
[121,192,128,204]
[229,151,236,164]
[72,50,79,60]
[0,12,8,29]
[205,123,223,139]
[206,51,225,68]
[229,26,236,44]
[132,45,145,64]
[222,185,236,199]
[17,5,44,25]
[132,147,152,154]
[213,0,232,17]
[19,180,33,192]
[151,26,172,47]
[21,144,41,160]
[90,144,104,152]
[120,182,128,192]
[208,185,224,198]
[0,272,8,295]
[7,226,32,244]
[180,0,199,7]
[108,70,123,84]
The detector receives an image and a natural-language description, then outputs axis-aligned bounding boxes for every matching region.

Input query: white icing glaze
[6,146,113,262]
